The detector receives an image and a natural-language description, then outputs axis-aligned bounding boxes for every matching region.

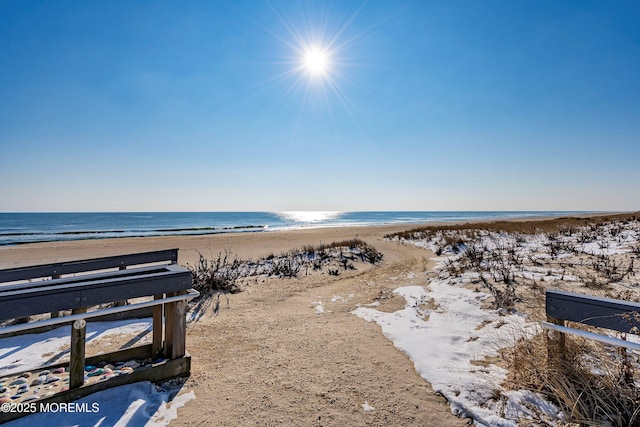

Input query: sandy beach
[4,0,638,424]
[0,223,467,426]
[1,212,638,426]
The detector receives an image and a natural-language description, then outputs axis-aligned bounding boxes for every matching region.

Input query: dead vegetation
[187,238,383,297]
[389,214,640,425]
[502,332,640,426]
[396,218,640,312]
[386,212,640,241]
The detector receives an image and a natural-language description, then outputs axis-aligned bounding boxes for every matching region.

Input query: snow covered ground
[353,282,557,426]
[353,219,640,425]
[0,319,152,377]
[4,381,194,427]
[0,319,194,427]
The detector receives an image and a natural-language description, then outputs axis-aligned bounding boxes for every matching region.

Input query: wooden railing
[543,289,640,360]
[0,249,197,422]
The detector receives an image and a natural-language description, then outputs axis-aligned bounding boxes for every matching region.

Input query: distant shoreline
[0,211,609,246]
[0,211,635,269]
[0,225,268,247]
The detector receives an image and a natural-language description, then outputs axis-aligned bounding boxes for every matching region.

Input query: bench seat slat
[0,265,189,297]
[0,264,172,292]
[0,267,192,321]
[0,249,179,283]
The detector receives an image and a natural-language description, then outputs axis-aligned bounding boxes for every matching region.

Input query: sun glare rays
[254,2,368,120]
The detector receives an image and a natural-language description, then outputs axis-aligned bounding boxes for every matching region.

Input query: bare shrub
[268,257,302,278]
[187,239,383,295]
[460,245,484,269]
[479,275,517,310]
[188,251,242,294]
[297,238,383,264]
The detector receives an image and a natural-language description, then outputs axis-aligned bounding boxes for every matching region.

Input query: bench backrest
[546,289,640,334]
[0,249,179,283]
[0,249,191,321]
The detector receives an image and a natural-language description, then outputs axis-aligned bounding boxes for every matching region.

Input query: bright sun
[303,48,329,76]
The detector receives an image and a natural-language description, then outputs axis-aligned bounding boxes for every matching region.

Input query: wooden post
[170,292,187,359]
[152,294,164,359]
[164,292,176,358]
[164,291,187,359]
[70,308,87,389]
[546,315,566,366]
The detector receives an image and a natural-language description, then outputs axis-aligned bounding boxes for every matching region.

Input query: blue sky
[1,0,639,212]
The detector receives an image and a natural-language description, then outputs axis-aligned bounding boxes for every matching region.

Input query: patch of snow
[581,241,629,256]
[383,219,640,424]
[353,282,552,425]
[501,389,559,423]
[4,381,195,427]
[0,319,151,377]
[311,301,324,314]
[362,401,375,412]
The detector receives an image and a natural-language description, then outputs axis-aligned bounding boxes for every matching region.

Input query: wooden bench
[543,289,640,360]
[0,249,198,422]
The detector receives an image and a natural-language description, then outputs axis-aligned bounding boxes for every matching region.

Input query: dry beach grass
[386,212,640,424]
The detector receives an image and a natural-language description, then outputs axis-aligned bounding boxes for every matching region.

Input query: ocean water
[0,211,590,246]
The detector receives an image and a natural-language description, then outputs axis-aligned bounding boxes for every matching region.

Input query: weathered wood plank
[164,293,177,358]
[85,343,153,366]
[2,344,154,383]
[546,289,640,334]
[84,344,153,366]
[50,274,61,319]
[114,265,128,307]
[1,265,172,293]
[0,268,191,321]
[0,249,179,283]
[170,292,187,359]
[91,306,153,322]
[152,294,164,359]
[0,308,153,338]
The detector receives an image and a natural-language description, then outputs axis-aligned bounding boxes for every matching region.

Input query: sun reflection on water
[277,211,343,223]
